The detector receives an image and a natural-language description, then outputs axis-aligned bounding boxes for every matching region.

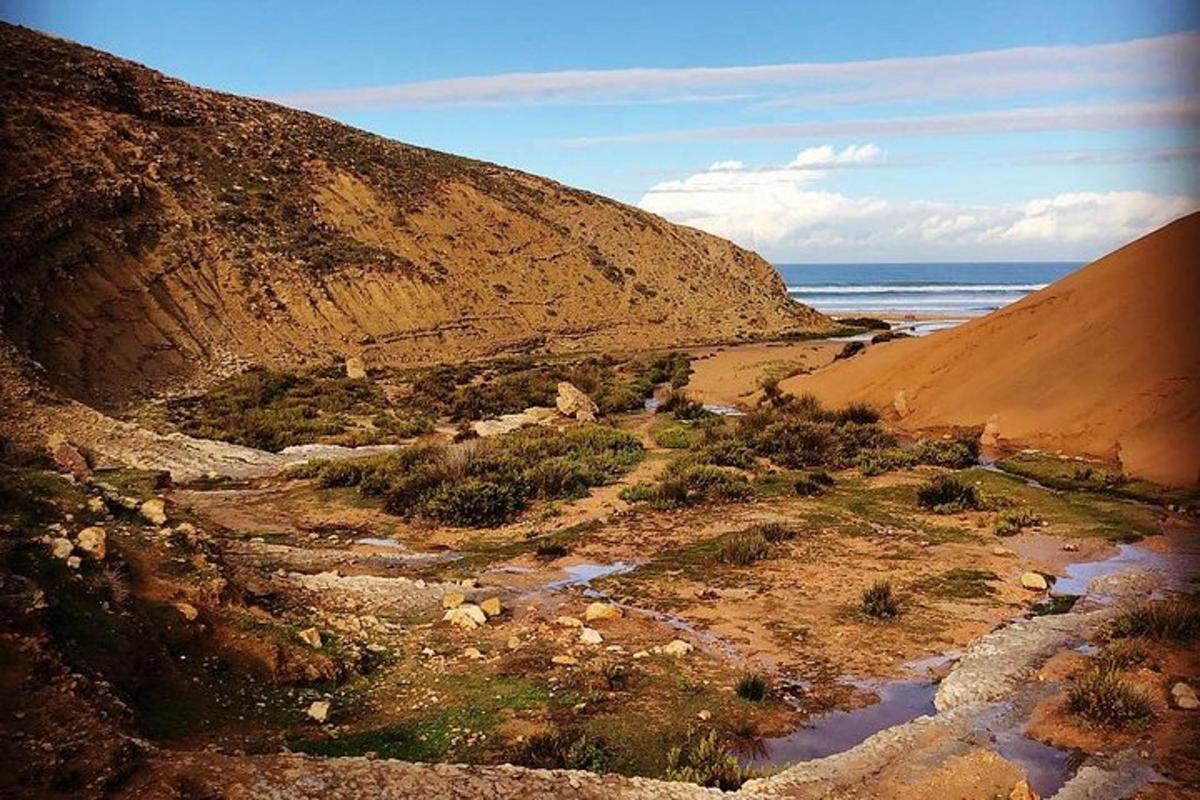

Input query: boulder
[139,498,168,526]
[48,434,90,480]
[76,527,107,560]
[657,639,694,657]
[307,700,331,723]
[344,357,366,380]
[480,597,503,618]
[48,537,74,560]
[443,603,487,630]
[579,627,603,646]
[585,602,622,622]
[556,382,598,422]
[1020,572,1048,591]
[298,627,323,648]
[1171,681,1199,710]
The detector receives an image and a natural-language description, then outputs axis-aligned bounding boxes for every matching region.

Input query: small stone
[551,655,579,666]
[697,709,712,721]
[459,578,478,588]
[366,644,387,654]
[66,556,81,570]
[1020,572,1048,591]
[555,615,584,628]
[992,546,1016,557]
[579,627,603,646]
[307,700,331,723]
[345,356,366,379]
[507,636,522,650]
[139,498,168,526]
[1061,543,1079,552]
[1009,779,1039,800]
[76,527,107,559]
[658,639,694,657]
[49,537,74,560]
[585,602,622,622]
[86,496,107,515]
[463,647,483,660]
[442,592,465,610]
[1171,681,1199,710]
[480,597,502,618]
[174,602,199,621]
[632,650,650,659]
[48,434,90,480]
[298,627,323,648]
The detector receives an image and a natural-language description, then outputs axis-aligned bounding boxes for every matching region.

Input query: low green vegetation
[168,366,431,451]
[734,671,769,702]
[1094,640,1147,672]
[620,463,753,509]
[294,425,644,526]
[511,729,611,771]
[916,475,982,513]
[861,580,899,619]
[1109,597,1200,642]
[1065,668,1155,729]
[715,530,772,566]
[994,508,1043,536]
[918,568,998,599]
[664,729,751,790]
[996,452,1199,507]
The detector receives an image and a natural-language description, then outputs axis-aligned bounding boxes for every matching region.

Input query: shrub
[653,424,697,450]
[424,479,527,527]
[664,729,750,790]
[793,470,834,496]
[1065,668,1155,729]
[1109,598,1200,642]
[835,402,880,425]
[716,531,772,566]
[995,508,1042,536]
[695,440,756,469]
[917,475,981,512]
[753,522,798,543]
[535,541,570,560]
[735,671,769,701]
[659,390,710,421]
[861,580,899,620]
[512,730,610,771]
[1094,640,1147,672]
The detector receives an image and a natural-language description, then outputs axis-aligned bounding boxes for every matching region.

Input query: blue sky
[4,0,1199,261]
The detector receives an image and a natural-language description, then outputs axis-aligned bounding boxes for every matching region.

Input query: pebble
[579,627,603,646]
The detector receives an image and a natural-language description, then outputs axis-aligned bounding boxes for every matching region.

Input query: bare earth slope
[0,23,828,409]
[783,213,1200,487]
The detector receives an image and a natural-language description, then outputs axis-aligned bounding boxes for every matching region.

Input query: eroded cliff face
[0,23,828,408]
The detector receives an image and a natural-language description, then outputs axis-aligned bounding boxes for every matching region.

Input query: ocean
[777,262,1079,321]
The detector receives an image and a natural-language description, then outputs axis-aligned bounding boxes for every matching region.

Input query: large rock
[585,601,622,622]
[556,382,598,422]
[76,527,107,559]
[47,433,90,480]
[443,604,487,630]
[1020,572,1048,591]
[344,357,366,380]
[139,498,168,526]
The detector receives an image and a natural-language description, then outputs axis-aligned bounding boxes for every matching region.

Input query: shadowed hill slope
[783,213,1200,486]
[0,23,828,409]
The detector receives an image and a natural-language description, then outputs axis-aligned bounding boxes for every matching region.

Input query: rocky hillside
[0,23,828,409]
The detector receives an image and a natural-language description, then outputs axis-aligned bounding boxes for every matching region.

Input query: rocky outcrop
[0,23,830,409]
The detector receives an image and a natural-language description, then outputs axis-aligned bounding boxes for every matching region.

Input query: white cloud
[637,151,1199,260]
[272,32,1199,110]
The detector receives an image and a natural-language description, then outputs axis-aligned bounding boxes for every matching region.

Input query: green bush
[512,730,610,771]
[695,440,756,469]
[861,580,899,619]
[658,390,710,421]
[995,508,1042,536]
[793,469,834,496]
[424,479,527,527]
[1065,668,1155,729]
[664,729,750,790]
[916,475,981,512]
[620,464,753,509]
[653,424,697,449]
[716,531,772,566]
[735,671,769,701]
[753,522,799,543]
[1109,598,1200,642]
[835,402,880,425]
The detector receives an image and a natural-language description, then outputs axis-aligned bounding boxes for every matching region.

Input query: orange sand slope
[783,213,1200,487]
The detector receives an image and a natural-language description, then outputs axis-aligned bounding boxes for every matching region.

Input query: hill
[782,213,1200,486]
[0,23,828,409]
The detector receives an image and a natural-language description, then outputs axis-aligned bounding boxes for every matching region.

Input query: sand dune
[783,213,1200,487]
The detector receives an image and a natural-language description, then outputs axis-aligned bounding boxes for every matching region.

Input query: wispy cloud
[1013,144,1200,165]
[556,98,1200,146]
[270,32,1200,111]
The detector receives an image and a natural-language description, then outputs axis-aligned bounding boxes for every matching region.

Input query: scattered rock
[48,434,91,480]
[174,602,199,622]
[551,654,579,666]
[1061,543,1079,552]
[76,527,107,559]
[893,390,910,419]
[657,639,694,657]
[506,636,522,650]
[1020,572,1048,591]
[555,382,598,422]
[298,627,323,648]
[443,604,487,630]
[86,496,107,515]
[307,700,331,723]
[697,709,712,721]
[992,546,1016,557]
[48,537,74,560]
[480,597,502,618]
[1171,681,1199,710]
[980,414,1002,447]
[463,647,484,660]
[585,601,622,622]
[579,627,603,646]
[139,498,168,526]
[555,615,584,628]
[66,556,81,570]
[472,415,538,438]
[345,356,366,380]
[632,650,649,659]
[442,592,466,610]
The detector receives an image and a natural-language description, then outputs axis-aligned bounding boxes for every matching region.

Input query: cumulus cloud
[272,32,1199,110]
[637,149,1199,260]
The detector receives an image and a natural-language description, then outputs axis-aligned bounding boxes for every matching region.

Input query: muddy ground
[2,342,1198,799]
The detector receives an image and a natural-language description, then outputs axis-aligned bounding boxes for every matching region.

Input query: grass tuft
[916,475,981,513]
[1109,597,1200,642]
[861,580,899,620]
[1065,668,1155,729]
[734,671,769,702]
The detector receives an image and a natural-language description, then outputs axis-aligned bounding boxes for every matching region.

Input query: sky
[3,0,1199,262]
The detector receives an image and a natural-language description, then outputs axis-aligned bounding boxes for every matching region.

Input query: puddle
[542,561,640,594]
[1051,541,1175,598]
[642,397,744,417]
